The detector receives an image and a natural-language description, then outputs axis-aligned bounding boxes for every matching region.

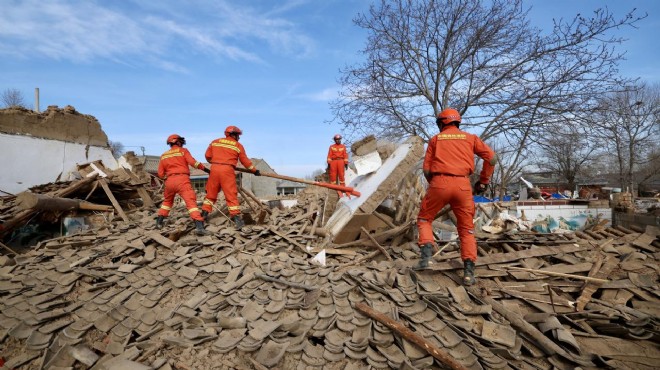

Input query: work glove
[203,167,211,174]
[254,170,261,176]
[473,181,487,195]
[344,164,348,170]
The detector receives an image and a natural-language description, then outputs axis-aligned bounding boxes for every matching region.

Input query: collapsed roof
[0,136,658,370]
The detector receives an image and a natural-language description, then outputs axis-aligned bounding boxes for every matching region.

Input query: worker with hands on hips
[416,108,496,286]
[201,125,260,229]
[327,134,349,187]
[156,134,210,236]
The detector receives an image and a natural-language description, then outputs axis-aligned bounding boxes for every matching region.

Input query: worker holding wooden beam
[202,125,261,229]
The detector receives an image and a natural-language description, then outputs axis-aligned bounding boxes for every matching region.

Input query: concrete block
[351,135,377,156]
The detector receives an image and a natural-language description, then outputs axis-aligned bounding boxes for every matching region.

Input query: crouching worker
[157,134,210,236]
[416,108,496,286]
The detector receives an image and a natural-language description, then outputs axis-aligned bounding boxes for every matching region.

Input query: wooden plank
[355,302,468,370]
[98,179,129,222]
[361,226,392,261]
[428,244,586,271]
[631,232,657,253]
[137,186,155,208]
[147,231,175,249]
[575,256,618,311]
[505,266,607,283]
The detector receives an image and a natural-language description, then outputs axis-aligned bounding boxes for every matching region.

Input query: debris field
[0,146,659,370]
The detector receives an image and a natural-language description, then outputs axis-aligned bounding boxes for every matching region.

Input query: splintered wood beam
[505,266,608,283]
[137,186,155,208]
[0,174,99,238]
[15,192,112,212]
[98,179,129,222]
[575,255,618,311]
[355,302,469,370]
[428,244,586,271]
[361,226,392,261]
[466,286,594,367]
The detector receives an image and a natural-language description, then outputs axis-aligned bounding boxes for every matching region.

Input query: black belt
[433,173,468,178]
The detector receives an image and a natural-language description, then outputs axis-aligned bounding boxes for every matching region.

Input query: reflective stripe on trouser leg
[221,173,241,216]
[202,166,224,213]
[177,179,204,221]
[451,196,477,262]
[158,178,179,217]
[417,185,449,246]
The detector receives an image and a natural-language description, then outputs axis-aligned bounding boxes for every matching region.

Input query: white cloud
[302,87,339,102]
[0,0,315,68]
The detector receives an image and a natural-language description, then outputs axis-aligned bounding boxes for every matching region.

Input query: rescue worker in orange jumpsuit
[202,126,260,229]
[417,108,496,285]
[327,134,349,187]
[157,134,210,236]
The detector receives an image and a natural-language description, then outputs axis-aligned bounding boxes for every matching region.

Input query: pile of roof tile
[0,189,659,370]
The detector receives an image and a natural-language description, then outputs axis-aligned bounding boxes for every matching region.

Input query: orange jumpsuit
[417,125,495,262]
[327,143,349,185]
[157,146,207,221]
[202,136,256,216]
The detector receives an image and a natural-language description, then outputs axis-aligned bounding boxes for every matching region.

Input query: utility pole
[34,87,40,112]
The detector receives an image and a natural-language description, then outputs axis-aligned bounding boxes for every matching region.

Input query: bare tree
[591,83,660,195]
[533,121,597,192]
[1,88,26,108]
[488,137,530,199]
[330,0,644,146]
[109,140,125,158]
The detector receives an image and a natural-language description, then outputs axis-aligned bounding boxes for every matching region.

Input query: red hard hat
[437,108,461,125]
[225,125,243,137]
[166,134,185,145]
[333,134,342,140]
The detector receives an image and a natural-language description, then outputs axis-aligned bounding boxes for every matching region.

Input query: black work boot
[232,215,244,230]
[463,260,476,286]
[155,216,165,229]
[201,210,209,220]
[416,243,433,269]
[195,220,210,236]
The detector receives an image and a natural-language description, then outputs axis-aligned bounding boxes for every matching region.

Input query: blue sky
[1,0,658,177]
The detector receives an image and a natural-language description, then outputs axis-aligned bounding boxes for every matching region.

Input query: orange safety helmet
[333,134,342,140]
[166,134,186,146]
[225,125,243,137]
[436,108,461,126]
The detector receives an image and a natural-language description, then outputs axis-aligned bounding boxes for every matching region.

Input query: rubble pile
[1,182,659,369]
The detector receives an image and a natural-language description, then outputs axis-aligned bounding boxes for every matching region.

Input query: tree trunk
[16,192,112,212]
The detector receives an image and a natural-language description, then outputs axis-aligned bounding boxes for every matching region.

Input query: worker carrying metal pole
[327,134,349,189]
[416,108,496,286]
[157,134,210,236]
[201,125,261,230]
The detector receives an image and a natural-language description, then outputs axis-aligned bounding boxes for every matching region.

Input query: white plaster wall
[0,133,119,194]
[517,204,612,231]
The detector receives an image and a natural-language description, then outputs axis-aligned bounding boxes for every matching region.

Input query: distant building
[276,180,307,196]
[238,159,278,198]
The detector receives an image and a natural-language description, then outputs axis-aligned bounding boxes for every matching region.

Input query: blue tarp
[473,195,492,203]
[492,196,512,202]
[550,193,568,199]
